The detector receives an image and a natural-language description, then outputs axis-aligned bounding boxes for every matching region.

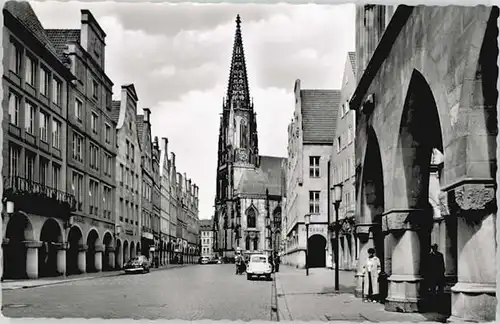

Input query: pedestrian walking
[362,248,381,303]
[274,253,280,272]
[426,244,445,298]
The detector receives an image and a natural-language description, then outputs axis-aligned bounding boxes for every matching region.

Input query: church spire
[226,14,251,109]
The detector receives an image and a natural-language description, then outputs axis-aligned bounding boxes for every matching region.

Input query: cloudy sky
[31,1,355,220]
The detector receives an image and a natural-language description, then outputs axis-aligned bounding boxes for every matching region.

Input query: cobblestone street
[276,266,448,323]
[3,264,274,320]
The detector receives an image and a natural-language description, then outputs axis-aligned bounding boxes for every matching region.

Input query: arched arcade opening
[3,213,34,279]
[38,218,63,277]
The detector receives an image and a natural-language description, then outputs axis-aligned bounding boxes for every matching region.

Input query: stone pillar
[56,243,67,276]
[116,247,123,270]
[94,245,104,272]
[354,225,374,298]
[383,209,428,312]
[25,241,42,279]
[107,247,115,270]
[77,244,87,274]
[446,183,496,322]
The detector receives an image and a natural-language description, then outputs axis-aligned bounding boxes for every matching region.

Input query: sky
[31,1,355,220]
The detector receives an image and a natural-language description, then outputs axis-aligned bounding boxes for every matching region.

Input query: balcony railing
[3,176,77,220]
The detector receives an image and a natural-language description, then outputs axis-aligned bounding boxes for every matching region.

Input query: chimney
[162,137,169,156]
[143,108,151,123]
[154,136,159,149]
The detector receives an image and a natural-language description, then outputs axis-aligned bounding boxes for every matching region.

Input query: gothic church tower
[214,15,259,257]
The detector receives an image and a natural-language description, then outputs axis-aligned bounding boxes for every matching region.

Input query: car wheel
[247,274,251,280]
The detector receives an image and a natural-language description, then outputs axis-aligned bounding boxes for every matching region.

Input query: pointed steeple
[226,14,251,109]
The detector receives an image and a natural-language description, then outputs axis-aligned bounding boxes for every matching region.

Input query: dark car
[123,255,150,274]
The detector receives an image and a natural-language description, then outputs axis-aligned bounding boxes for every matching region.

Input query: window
[92,80,99,99]
[52,77,62,105]
[25,55,36,86]
[25,151,35,181]
[75,98,83,121]
[40,67,50,96]
[309,191,320,214]
[340,103,345,118]
[25,101,36,134]
[89,179,99,215]
[103,186,112,218]
[336,136,342,153]
[104,153,112,176]
[72,172,84,208]
[347,125,353,144]
[131,144,135,163]
[346,158,351,180]
[39,111,49,142]
[344,100,350,114]
[39,158,48,185]
[52,119,61,149]
[119,198,124,221]
[105,124,111,143]
[10,40,22,74]
[52,164,61,190]
[247,208,256,228]
[119,164,124,185]
[309,156,320,178]
[91,112,98,134]
[8,92,20,126]
[72,132,84,161]
[131,172,135,191]
[126,140,130,159]
[9,145,20,178]
[90,143,99,170]
[75,58,85,81]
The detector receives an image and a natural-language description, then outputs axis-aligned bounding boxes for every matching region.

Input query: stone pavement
[2,263,190,291]
[275,265,449,323]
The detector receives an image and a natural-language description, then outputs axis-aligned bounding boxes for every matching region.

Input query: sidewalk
[275,265,448,323]
[2,263,191,291]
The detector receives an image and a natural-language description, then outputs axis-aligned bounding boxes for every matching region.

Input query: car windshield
[130,257,141,262]
[251,256,267,263]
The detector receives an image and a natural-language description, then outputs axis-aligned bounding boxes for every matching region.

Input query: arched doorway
[86,229,100,273]
[130,241,135,259]
[3,213,34,279]
[67,226,84,275]
[39,218,63,277]
[123,240,129,264]
[387,69,445,311]
[103,232,113,271]
[115,239,122,269]
[360,125,386,268]
[307,234,326,268]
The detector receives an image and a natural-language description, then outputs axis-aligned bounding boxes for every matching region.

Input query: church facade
[213,16,286,260]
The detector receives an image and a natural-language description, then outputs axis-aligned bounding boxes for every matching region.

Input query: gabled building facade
[200,219,214,259]
[46,10,117,276]
[159,137,172,265]
[2,1,76,280]
[152,136,161,265]
[137,109,154,260]
[330,52,357,273]
[111,84,142,267]
[213,16,286,260]
[282,79,340,269]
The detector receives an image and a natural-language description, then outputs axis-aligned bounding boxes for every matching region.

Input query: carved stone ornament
[453,183,495,212]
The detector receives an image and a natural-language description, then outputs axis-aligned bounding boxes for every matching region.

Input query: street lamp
[332,183,343,292]
[304,213,311,276]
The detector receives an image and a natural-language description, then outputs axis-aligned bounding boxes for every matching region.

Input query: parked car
[246,254,272,281]
[201,256,210,264]
[123,255,150,274]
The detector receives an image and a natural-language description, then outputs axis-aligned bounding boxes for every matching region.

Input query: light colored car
[123,255,150,274]
[201,256,210,264]
[246,254,272,280]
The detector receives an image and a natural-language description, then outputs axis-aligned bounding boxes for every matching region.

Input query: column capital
[381,208,431,233]
[94,245,105,253]
[106,246,115,253]
[53,242,68,250]
[78,244,88,252]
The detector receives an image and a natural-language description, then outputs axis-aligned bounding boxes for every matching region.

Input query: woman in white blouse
[362,248,381,303]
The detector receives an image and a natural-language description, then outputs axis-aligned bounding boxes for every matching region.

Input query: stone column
[382,209,429,312]
[56,243,67,276]
[107,247,115,270]
[25,241,42,279]
[77,244,87,274]
[94,245,104,272]
[447,183,496,322]
[354,225,374,298]
[116,247,123,270]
